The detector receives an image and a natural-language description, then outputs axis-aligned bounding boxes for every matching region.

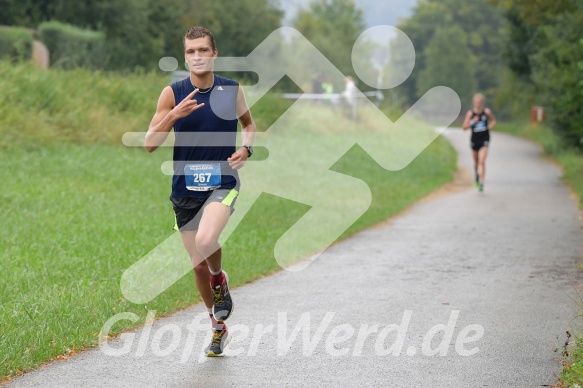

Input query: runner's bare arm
[228,86,256,169]
[145,87,204,153]
[485,108,497,130]
[462,110,473,130]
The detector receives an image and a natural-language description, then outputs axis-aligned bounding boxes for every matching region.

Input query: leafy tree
[0,0,282,71]
[491,0,583,146]
[0,0,53,27]
[398,0,506,105]
[0,0,111,31]
[397,1,450,105]
[530,6,583,146]
[0,26,34,61]
[500,8,536,83]
[293,0,366,78]
[489,0,577,84]
[488,0,577,25]
[416,25,476,106]
[180,0,283,58]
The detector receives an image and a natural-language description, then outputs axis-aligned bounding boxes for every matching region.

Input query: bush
[493,68,537,121]
[533,21,583,149]
[38,21,105,70]
[0,26,34,61]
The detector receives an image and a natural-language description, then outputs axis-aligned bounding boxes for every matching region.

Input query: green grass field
[496,121,583,387]
[0,61,457,380]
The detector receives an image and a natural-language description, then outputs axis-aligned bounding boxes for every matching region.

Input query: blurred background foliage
[0,0,581,146]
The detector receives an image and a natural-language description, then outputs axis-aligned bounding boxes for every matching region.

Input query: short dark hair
[184,26,217,51]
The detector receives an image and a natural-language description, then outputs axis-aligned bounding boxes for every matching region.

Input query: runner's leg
[179,229,228,356]
[196,202,231,273]
[179,230,213,309]
[478,146,488,184]
[196,200,234,321]
[472,149,479,178]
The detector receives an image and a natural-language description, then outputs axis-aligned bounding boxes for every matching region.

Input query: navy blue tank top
[170,75,239,198]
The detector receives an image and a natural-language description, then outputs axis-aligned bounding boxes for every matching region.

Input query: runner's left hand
[227,148,248,170]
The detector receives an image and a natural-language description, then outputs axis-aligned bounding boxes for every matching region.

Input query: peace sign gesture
[173,88,205,119]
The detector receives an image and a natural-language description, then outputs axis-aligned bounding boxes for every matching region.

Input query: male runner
[144,26,256,356]
[462,93,496,192]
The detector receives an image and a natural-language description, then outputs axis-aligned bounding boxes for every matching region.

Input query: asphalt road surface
[7,129,583,387]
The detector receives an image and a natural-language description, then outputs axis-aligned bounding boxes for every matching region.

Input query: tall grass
[0,61,167,147]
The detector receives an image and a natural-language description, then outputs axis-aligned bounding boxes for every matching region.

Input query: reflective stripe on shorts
[221,189,239,207]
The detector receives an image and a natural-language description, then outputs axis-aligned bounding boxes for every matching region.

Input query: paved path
[8,129,583,387]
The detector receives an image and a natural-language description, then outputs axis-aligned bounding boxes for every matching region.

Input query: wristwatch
[242,145,253,157]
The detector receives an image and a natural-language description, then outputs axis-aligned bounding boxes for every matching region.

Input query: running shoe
[205,327,230,357]
[211,271,233,321]
[478,183,484,192]
[475,174,480,187]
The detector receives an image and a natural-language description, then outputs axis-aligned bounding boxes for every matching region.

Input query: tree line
[1,0,581,146]
[395,0,582,147]
[0,0,283,71]
[491,0,583,146]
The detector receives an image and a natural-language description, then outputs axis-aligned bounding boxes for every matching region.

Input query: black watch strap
[243,145,253,157]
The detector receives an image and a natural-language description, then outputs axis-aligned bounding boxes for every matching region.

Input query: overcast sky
[281,0,418,27]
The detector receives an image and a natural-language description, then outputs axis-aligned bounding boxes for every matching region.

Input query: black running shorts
[170,188,239,231]
[471,139,490,151]
[471,132,490,151]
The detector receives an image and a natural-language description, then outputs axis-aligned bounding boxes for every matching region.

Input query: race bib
[473,120,487,132]
[184,163,222,191]
[473,115,487,132]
